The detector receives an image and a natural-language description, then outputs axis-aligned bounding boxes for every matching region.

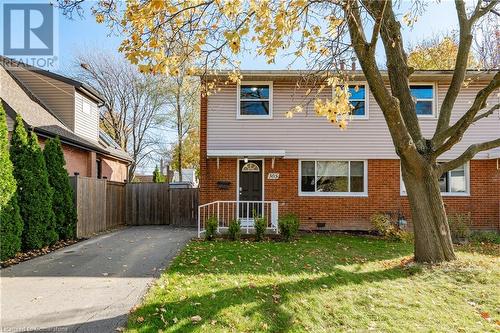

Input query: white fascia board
[207,149,286,157]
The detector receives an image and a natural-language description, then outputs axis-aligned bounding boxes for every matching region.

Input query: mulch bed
[1,239,80,268]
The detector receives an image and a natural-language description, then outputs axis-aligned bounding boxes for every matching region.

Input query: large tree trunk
[401,160,456,263]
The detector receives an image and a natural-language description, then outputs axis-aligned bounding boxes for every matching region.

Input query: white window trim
[298,160,368,197]
[236,81,273,119]
[332,82,369,119]
[400,161,470,197]
[410,82,437,118]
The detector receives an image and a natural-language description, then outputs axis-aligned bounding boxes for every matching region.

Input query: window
[410,84,434,116]
[348,84,367,117]
[82,100,92,115]
[439,164,467,193]
[300,160,367,195]
[401,162,468,195]
[242,162,260,172]
[237,82,272,118]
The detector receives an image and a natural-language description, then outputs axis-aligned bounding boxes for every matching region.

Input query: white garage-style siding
[74,92,100,143]
[207,76,499,160]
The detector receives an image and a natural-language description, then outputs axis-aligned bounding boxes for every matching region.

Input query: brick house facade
[199,71,500,231]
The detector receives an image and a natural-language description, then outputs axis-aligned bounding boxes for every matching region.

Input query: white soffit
[488,149,500,159]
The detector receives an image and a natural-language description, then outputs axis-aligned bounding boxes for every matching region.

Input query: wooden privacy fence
[70,176,198,238]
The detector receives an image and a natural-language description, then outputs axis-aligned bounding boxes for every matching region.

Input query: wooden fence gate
[70,176,198,238]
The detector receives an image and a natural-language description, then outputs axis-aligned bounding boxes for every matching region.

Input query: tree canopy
[407,34,478,70]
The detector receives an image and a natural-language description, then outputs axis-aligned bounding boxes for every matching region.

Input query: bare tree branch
[438,137,500,174]
[473,102,500,122]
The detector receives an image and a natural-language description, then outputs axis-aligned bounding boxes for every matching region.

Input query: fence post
[198,205,201,238]
[217,201,220,232]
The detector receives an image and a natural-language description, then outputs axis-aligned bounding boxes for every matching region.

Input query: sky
[51,0,464,71]
[1,0,468,173]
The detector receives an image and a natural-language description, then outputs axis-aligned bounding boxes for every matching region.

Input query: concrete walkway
[0,226,196,333]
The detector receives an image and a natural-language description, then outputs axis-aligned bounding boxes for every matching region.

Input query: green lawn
[127,235,500,332]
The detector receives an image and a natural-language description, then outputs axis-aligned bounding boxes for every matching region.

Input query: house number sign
[267,172,280,180]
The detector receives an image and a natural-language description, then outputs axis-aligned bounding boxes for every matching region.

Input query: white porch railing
[198,201,279,238]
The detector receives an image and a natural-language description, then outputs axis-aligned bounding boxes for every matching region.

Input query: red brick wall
[200,157,499,231]
[38,137,91,177]
[100,155,128,182]
[37,137,128,182]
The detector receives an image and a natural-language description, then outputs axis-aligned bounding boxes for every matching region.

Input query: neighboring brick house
[199,70,500,233]
[1,57,132,182]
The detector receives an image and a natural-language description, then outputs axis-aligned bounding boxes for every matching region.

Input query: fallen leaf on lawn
[136,316,144,323]
[210,320,217,325]
[191,315,202,323]
[272,294,281,303]
[480,312,491,321]
[173,317,178,323]
[115,327,125,332]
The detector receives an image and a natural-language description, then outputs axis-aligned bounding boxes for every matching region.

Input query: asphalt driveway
[0,226,196,332]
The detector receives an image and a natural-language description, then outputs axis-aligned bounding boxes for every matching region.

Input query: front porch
[198,201,279,237]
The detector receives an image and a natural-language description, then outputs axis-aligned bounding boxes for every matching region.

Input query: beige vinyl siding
[9,69,75,130]
[207,79,499,159]
[74,92,99,143]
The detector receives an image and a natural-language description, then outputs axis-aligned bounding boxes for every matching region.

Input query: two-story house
[1,57,132,181]
[198,70,499,234]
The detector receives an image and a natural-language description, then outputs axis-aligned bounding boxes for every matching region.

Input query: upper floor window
[300,160,367,196]
[237,81,273,119]
[82,99,92,115]
[348,84,367,118]
[410,84,435,116]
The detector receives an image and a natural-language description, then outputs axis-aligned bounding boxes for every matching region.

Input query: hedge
[0,103,23,260]
[10,115,57,250]
[44,137,77,240]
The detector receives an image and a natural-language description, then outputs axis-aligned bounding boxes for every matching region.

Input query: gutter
[34,127,133,163]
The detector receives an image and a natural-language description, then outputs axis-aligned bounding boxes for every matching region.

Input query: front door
[238,160,263,221]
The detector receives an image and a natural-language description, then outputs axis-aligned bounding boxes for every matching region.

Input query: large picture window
[410,84,435,116]
[237,82,272,118]
[300,160,367,195]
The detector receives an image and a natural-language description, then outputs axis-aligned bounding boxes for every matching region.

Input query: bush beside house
[0,103,23,260]
[44,137,77,240]
[278,214,300,241]
[10,115,57,250]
